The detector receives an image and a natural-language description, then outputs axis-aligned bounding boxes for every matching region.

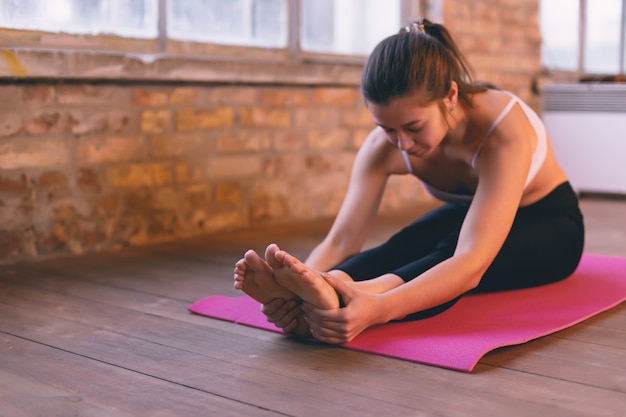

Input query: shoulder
[470,89,517,119]
[471,89,535,141]
[355,127,411,175]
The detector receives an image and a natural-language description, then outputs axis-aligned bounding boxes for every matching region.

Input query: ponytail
[361,18,485,106]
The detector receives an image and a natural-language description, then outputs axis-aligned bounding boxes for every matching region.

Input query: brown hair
[361,18,485,107]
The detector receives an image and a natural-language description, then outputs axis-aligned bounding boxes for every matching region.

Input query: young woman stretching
[233,19,584,344]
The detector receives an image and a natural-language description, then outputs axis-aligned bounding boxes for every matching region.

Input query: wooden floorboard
[1,197,625,416]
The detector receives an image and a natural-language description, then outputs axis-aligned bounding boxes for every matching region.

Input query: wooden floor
[1,197,625,416]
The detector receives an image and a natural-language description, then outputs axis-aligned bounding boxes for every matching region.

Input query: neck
[443,102,470,146]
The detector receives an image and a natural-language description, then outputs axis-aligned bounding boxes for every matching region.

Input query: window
[0,0,416,82]
[300,0,401,55]
[0,0,405,57]
[584,0,623,73]
[0,0,157,39]
[540,0,626,74]
[168,0,288,48]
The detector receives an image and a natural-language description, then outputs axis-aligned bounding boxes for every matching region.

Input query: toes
[265,243,280,268]
[243,249,258,262]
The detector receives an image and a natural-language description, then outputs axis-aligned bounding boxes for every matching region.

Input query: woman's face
[367,92,451,158]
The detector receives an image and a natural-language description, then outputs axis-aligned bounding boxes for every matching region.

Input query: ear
[444,80,458,107]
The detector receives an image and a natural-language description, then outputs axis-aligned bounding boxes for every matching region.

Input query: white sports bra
[401,91,547,203]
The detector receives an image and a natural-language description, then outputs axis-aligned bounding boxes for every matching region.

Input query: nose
[395,132,413,151]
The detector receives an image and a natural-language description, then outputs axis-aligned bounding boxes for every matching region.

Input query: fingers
[301,303,354,344]
[261,298,302,331]
[321,273,353,301]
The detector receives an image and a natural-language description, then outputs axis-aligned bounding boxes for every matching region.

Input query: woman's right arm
[263,128,406,335]
[305,128,405,271]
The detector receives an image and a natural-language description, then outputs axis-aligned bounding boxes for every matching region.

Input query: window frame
[542,0,626,75]
[0,0,422,84]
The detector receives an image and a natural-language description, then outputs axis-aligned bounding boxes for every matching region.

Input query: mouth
[408,147,430,157]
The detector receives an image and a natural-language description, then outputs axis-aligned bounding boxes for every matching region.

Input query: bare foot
[265,244,339,309]
[233,249,296,304]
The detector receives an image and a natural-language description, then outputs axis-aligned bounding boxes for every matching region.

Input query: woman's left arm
[376,120,535,323]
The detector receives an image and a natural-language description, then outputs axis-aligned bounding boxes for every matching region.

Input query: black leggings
[333,182,585,320]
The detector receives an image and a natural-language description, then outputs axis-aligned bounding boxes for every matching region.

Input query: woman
[233,19,584,344]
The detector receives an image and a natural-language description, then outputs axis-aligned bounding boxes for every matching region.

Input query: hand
[261,298,303,335]
[302,274,380,344]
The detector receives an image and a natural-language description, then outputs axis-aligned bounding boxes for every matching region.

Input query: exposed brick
[259,89,309,107]
[94,194,121,217]
[307,129,351,150]
[0,138,69,170]
[176,108,233,131]
[340,107,374,128]
[141,110,172,134]
[25,110,67,135]
[57,85,122,105]
[35,231,67,257]
[153,187,179,211]
[312,87,357,106]
[214,181,242,204]
[215,130,271,153]
[175,162,203,183]
[184,184,211,210]
[53,203,79,223]
[75,136,146,165]
[304,154,333,174]
[203,87,257,105]
[0,86,23,111]
[250,178,293,222]
[169,88,198,105]
[151,162,173,186]
[107,163,173,188]
[132,89,168,106]
[207,155,262,179]
[240,108,290,128]
[302,151,354,178]
[77,168,102,193]
[69,111,108,135]
[108,111,130,133]
[150,134,204,158]
[21,85,56,107]
[272,131,306,151]
[0,173,29,195]
[0,229,27,259]
[0,111,22,137]
[37,171,70,201]
[264,155,305,177]
[202,209,248,232]
[293,108,338,128]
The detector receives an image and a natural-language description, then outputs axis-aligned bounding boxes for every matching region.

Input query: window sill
[0,47,365,86]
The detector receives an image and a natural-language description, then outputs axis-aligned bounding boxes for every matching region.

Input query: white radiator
[542,83,626,194]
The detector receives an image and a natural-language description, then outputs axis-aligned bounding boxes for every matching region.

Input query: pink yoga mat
[189,254,626,372]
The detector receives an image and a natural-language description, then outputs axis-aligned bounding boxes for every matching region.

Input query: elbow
[457,252,492,292]
[464,274,482,292]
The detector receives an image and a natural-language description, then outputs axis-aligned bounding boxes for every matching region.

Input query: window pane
[300,0,401,55]
[584,0,622,74]
[540,0,579,70]
[0,0,157,38]
[168,0,288,48]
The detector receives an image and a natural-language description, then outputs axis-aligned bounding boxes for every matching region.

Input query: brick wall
[0,83,427,262]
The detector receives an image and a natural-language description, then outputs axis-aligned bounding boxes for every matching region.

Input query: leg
[475,184,584,292]
[334,203,468,282]
[265,244,340,309]
[233,249,297,304]
[333,204,467,320]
